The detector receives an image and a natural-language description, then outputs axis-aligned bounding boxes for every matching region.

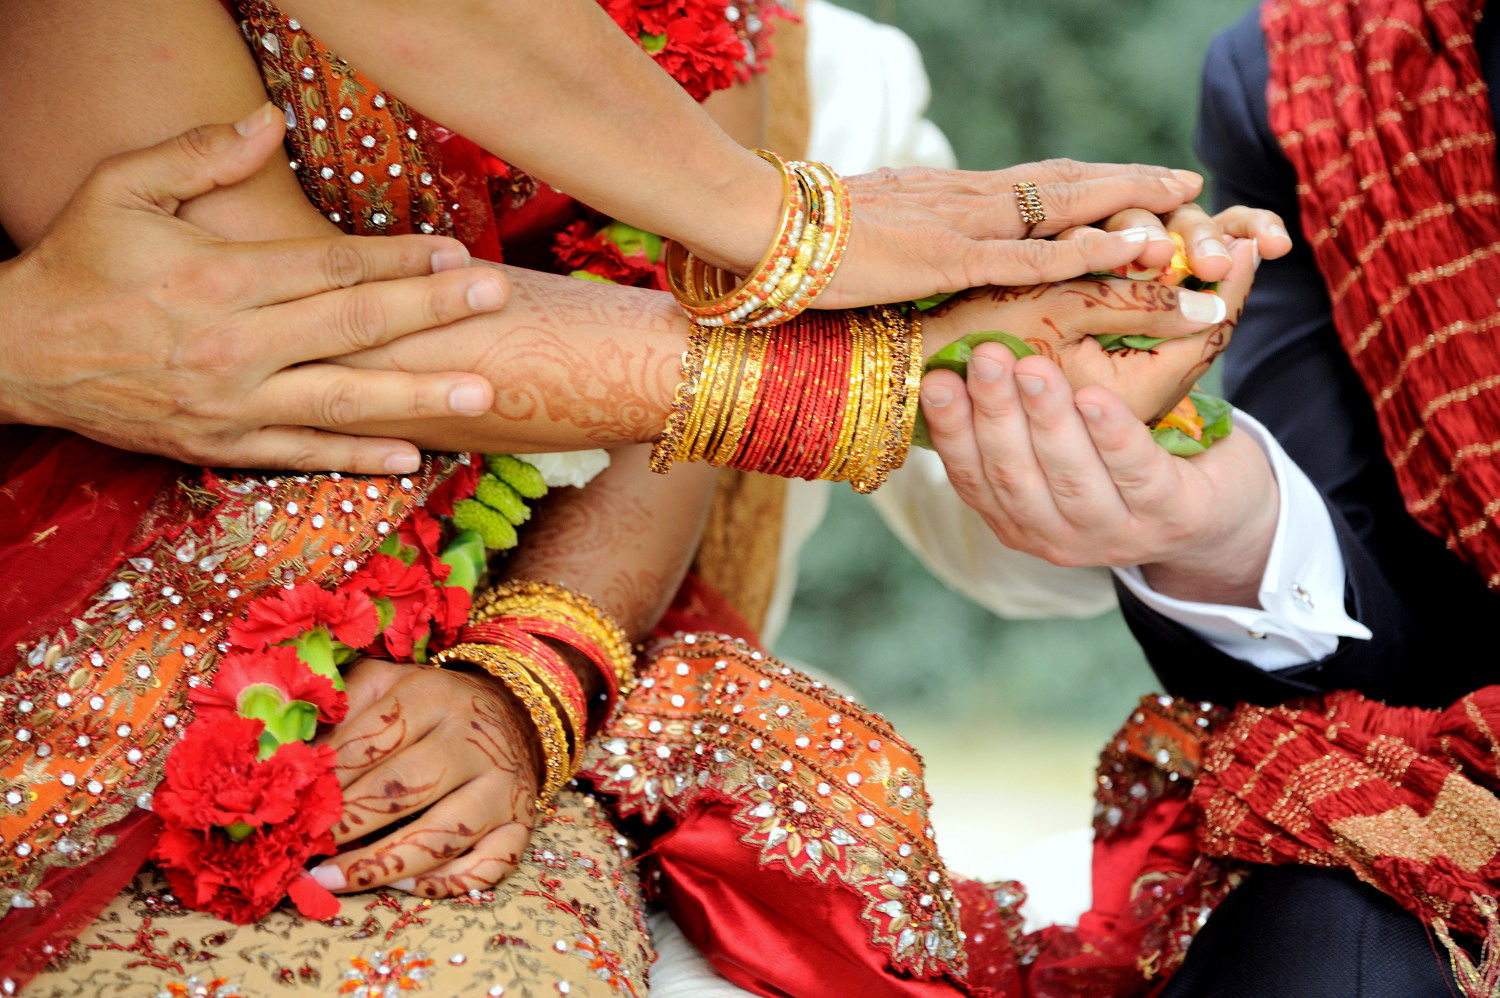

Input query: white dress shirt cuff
[1112,408,1372,671]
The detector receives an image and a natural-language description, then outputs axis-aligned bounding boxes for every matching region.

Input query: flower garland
[147,453,592,925]
[598,0,787,102]
[554,218,669,289]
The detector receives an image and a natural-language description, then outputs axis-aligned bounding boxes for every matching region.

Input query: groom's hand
[920,314,1279,608]
[0,105,509,474]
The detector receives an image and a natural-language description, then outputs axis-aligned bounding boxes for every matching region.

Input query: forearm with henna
[498,443,720,697]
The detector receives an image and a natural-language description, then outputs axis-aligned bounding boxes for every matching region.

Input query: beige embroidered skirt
[25,792,651,998]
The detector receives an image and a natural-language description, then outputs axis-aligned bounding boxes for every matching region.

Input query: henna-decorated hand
[921,233,1258,426]
[307,658,542,898]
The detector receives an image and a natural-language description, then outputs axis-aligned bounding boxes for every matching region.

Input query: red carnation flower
[601,0,687,37]
[425,458,482,517]
[655,11,745,101]
[554,221,663,287]
[229,584,379,652]
[189,646,347,726]
[431,584,473,654]
[347,553,444,661]
[152,715,342,924]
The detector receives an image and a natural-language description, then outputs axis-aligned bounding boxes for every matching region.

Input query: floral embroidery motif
[29,792,649,997]
[0,459,463,909]
[338,947,435,995]
[577,633,967,981]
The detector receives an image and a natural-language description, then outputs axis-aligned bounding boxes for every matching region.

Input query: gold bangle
[714,329,769,464]
[471,581,636,696]
[651,327,712,474]
[431,642,573,810]
[818,310,864,480]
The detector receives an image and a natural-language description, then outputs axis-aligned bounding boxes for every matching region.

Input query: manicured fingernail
[383,451,421,475]
[1160,178,1188,199]
[1147,228,1176,243]
[1116,227,1151,244]
[466,277,505,310]
[431,247,470,273]
[1172,169,1203,188]
[1016,374,1045,396]
[234,102,276,137]
[449,382,490,415]
[1252,239,1262,270]
[1179,289,1227,325]
[1197,237,1231,260]
[390,878,417,893]
[1078,403,1103,420]
[310,864,347,891]
[971,355,1004,382]
[1268,224,1289,241]
[921,384,954,408]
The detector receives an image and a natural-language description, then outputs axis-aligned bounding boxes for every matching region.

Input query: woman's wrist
[672,152,783,276]
[917,304,974,361]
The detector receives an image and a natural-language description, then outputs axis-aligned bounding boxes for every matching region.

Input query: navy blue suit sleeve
[1116,5,1495,709]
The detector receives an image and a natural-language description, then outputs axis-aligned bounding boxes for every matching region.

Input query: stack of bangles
[656,149,923,493]
[430,580,635,811]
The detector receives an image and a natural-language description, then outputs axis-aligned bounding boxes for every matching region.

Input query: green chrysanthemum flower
[485,454,549,499]
[452,499,519,551]
[475,473,531,525]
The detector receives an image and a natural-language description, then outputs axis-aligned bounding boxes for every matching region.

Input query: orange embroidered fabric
[1264,0,1500,586]
[576,632,973,994]
[0,453,467,985]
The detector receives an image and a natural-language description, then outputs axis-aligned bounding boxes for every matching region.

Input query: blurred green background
[773,1,1254,852]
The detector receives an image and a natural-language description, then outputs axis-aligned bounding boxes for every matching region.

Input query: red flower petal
[287,872,342,920]
[425,459,482,517]
[189,646,348,725]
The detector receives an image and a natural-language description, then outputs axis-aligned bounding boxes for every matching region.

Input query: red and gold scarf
[1264,0,1500,586]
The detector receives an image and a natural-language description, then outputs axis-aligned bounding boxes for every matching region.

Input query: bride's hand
[921,234,1257,426]
[800,160,1207,309]
[307,658,541,899]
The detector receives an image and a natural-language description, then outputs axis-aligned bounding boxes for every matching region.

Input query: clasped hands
[919,203,1294,608]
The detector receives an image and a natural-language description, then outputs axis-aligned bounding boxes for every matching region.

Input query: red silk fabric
[0,428,176,667]
[0,429,183,987]
[656,802,975,998]
[1193,687,1500,940]
[1263,0,1500,587]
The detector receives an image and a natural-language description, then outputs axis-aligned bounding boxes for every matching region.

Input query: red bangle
[460,620,589,759]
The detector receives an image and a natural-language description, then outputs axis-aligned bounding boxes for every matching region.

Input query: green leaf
[411,632,432,665]
[1189,390,1234,445]
[1095,334,1169,353]
[639,31,667,53]
[238,684,320,747]
[1151,426,1209,457]
[912,292,957,311]
[372,596,396,633]
[283,627,345,691]
[440,530,487,595]
[568,269,618,283]
[377,532,419,566]
[603,221,663,263]
[913,331,1036,449]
